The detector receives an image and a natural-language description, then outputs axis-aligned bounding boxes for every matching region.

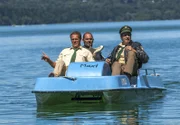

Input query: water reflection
[36,98,165,125]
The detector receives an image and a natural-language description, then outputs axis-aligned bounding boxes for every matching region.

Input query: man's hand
[105,58,111,64]
[125,46,136,53]
[41,52,50,62]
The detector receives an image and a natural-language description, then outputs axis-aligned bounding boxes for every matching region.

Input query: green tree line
[0,0,179,25]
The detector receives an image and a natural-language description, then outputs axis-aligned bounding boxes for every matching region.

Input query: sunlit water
[0,20,180,124]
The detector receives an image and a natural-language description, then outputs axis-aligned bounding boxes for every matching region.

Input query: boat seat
[66,61,111,77]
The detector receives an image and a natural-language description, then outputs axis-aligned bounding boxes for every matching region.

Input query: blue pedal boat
[32,62,166,106]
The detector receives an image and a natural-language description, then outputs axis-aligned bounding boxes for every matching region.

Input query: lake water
[0,20,180,124]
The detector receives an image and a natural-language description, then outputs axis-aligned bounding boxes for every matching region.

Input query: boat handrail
[139,69,160,76]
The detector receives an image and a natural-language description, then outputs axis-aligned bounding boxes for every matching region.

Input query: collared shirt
[56,46,95,66]
[116,42,126,64]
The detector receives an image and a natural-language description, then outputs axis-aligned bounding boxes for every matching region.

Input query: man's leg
[53,60,65,77]
[124,51,136,75]
[124,51,139,86]
[111,61,123,75]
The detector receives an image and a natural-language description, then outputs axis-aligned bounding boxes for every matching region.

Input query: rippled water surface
[0,20,180,124]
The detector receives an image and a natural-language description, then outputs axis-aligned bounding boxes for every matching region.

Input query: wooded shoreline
[0,0,179,26]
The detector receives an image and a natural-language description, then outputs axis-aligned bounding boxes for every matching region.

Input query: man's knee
[53,60,65,77]
[128,51,136,57]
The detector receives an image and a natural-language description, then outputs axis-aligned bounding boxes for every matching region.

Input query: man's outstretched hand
[41,51,49,62]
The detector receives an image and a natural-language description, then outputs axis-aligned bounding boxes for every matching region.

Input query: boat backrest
[66,61,111,77]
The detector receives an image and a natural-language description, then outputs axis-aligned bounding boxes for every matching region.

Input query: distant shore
[0,0,179,26]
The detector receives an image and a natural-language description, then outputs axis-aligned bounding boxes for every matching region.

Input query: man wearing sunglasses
[42,31,94,77]
[106,25,149,85]
[82,32,104,61]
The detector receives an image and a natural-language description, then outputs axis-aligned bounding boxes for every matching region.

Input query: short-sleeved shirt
[56,46,95,66]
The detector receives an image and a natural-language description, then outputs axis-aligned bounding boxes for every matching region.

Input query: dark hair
[83,32,93,39]
[70,31,81,39]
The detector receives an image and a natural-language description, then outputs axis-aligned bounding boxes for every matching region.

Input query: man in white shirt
[42,31,94,77]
